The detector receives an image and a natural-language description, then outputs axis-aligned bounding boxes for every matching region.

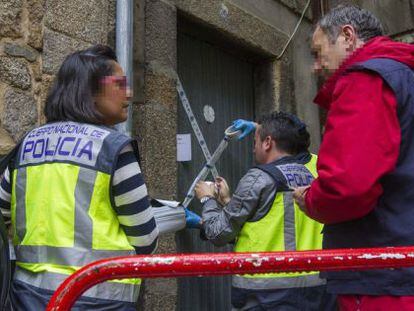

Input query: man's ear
[342,24,357,43]
[264,136,273,151]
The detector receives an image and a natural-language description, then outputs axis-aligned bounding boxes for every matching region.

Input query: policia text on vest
[21,123,108,166]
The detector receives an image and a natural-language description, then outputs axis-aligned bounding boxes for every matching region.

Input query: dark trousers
[10,280,137,311]
[232,285,338,311]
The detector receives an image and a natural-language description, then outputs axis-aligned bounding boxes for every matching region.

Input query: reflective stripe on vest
[283,192,296,251]
[232,273,325,290]
[14,267,140,303]
[15,245,135,267]
[233,155,323,289]
[14,167,26,242]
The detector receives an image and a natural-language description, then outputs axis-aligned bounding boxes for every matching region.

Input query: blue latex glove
[185,208,202,229]
[232,119,256,140]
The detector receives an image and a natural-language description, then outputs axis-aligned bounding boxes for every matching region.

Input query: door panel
[177,32,255,311]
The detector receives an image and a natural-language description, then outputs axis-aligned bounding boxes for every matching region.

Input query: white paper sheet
[177,134,192,162]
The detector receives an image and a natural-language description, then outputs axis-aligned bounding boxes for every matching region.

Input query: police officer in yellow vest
[0,45,161,310]
[195,112,336,310]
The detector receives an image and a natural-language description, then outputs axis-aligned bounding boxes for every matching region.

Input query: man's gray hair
[317,5,384,43]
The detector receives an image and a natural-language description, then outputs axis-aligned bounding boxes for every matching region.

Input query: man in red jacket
[291,4,414,311]
[234,4,414,310]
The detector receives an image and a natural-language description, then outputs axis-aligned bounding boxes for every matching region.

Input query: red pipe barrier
[47,246,414,310]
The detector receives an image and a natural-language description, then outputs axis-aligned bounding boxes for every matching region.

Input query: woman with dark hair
[0,45,159,310]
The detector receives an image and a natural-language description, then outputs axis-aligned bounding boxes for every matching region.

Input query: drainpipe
[115,0,134,136]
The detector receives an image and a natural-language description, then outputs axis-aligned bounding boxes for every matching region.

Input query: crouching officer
[195,112,336,310]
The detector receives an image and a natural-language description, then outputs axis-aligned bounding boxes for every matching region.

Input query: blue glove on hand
[185,208,202,229]
[232,119,256,140]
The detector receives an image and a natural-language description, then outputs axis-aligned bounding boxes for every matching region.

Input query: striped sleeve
[112,144,159,254]
[0,167,11,225]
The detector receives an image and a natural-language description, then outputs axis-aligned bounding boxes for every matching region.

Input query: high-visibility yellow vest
[233,154,325,290]
[11,121,140,303]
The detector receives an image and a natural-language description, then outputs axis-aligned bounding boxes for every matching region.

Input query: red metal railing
[46,246,414,310]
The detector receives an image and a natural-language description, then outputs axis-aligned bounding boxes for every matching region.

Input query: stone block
[292,22,321,151]
[135,118,178,310]
[135,103,177,199]
[106,0,117,48]
[279,0,313,19]
[254,61,279,118]
[45,0,109,44]
[141,231,178,311]
[156,232,177,253]
[0,57,31,90]
[231,0,296,35]
[0,0,23,38]
[39,74,54,124]
[133,0,145,62]
[278,51,296,114]
[2,88,38,140]
[145,67,177,111]
[42,28,90,75]
[30,62,43,83]
[174,0,287,56]
[145,0,177,65]
[361,0,414,36]
[27,0,47,50]
[142,278,177,311]
[0,127,15,155]
[4,43,39,62]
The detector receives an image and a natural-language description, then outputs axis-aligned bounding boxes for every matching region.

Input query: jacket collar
[268,152,312,166]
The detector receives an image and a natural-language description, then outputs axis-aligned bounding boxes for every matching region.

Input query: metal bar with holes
[176,78,219,179]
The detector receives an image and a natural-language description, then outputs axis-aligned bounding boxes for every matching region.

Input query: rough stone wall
[136,1,178,310]
[279,0,313,19]
[0,0,116,154]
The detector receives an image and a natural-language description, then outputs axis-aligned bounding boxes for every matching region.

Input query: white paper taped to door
[177,134,192,162]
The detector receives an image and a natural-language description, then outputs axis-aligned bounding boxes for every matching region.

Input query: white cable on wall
[276,0,312,60]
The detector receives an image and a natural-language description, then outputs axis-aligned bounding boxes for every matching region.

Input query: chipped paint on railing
[142,256,176,265]
[245,254,270,267]
[358,253,406,260]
